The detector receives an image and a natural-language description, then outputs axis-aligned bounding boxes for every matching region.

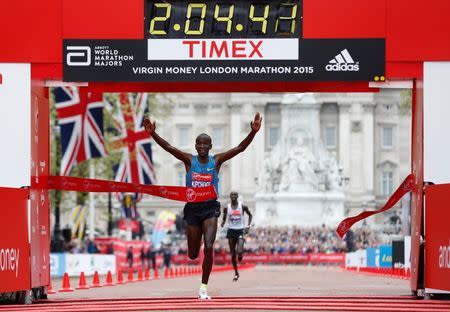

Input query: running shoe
[198,288,211,300]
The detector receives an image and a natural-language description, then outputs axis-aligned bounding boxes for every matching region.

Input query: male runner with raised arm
[143,112,262,299]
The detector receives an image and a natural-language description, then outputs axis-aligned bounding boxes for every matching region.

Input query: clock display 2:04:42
[145,0,302,38]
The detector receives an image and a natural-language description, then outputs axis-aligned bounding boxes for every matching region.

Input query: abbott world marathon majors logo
[66,45,134,67]
[325,49,359,72]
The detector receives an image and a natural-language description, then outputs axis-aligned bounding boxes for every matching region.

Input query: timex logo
[147,38,298,60]
[182,40,263,58]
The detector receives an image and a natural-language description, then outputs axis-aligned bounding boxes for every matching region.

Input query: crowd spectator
[160,244,172,268]
[165,225,391,255]
[147,246,157,270]
[64,225,392,257]
[236,225,348,254]
[127,246,133,268]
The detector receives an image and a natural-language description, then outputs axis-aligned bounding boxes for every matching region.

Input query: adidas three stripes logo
[325,49,360,72]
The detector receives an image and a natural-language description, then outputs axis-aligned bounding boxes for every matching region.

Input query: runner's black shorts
[183,200,221,227]
[226,228,244,239]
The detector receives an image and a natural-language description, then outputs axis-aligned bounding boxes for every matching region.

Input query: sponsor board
[64,39,384,82]
[379,245,392,268]
[50,253,65,277]
[345,249,367,268]
[60,254,116,277]
[425,185,450,292]
[404,235,411,268]
[366,248,380,268]
[0,187,30,292]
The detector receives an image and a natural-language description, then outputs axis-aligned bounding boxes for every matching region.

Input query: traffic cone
[76,272,90,289]
[145,268,150,280]
[59,273,74,292]
[117,270,125,284]
[105,270,115,286]
[154,268,159,279]
[91,271,102,287]
[164,267,169,278]
[127,268,134,282]
[169,267,174,278]
[47,281,56,294]
[137,268,144,281]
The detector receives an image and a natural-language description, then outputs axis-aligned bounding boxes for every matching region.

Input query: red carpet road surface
[2,266,449,311]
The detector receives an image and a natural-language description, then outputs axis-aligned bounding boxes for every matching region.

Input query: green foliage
[399,89,412,115]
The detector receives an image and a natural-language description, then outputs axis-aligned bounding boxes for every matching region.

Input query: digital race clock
[63,0,385,82]
[144,0,302,39]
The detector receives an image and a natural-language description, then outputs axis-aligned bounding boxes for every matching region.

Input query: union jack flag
[107,93,156,185]
[53,87,106,176]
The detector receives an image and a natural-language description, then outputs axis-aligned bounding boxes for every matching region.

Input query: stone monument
[254,93,345,226]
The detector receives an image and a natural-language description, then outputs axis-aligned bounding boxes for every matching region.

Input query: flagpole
[88,161,95,240]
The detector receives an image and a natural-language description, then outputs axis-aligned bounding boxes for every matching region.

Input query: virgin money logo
[40,190,45,206]
[439,241,450,269]
[186,188,196,202]
[402,176,416,191]
[0,248,20,278]
[192,172,213,182]
[34,100,39,135]
[83,180,92,190]
[159,187,168,197]
[337,220,350,236]
[108,182,117,192]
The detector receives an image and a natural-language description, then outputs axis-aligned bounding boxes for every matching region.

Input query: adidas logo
[325,49,359,72]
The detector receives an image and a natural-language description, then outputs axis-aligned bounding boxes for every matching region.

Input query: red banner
[30,83,50,288]
[0,187,30,292]
[212,253,344,265]
[94,238,344,268]
[47,176,217,202]
[95,237,151,271]
[425,184,450,292]
[336,174,416,239]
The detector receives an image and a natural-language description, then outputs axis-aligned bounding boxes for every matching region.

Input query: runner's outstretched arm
[215,112,262,169]
[143,116,191,170]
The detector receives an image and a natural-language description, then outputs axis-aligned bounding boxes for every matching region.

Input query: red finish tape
[47,175,217,203]
[336,174,416,239]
